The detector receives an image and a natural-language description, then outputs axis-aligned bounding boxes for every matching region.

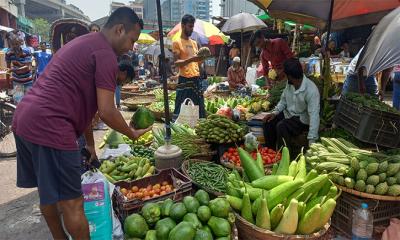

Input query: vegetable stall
[88,82,400,240]
[84,7,400,239]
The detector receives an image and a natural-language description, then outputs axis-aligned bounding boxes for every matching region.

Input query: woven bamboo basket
[181,159,227,197]
[234,213,331,240]
[122,95,155,110]
[335,184,400,201]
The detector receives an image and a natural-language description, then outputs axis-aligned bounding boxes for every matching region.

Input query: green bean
[187,161,230,193]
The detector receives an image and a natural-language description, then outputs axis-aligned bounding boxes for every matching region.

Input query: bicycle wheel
[0,102,16,158]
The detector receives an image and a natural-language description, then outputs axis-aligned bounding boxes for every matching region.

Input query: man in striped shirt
[6,31,33,103]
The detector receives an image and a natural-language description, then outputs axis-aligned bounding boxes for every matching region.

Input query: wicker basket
[331,191,400,239]
[336,184,400,201]
[167,82,178,90]
[113,168,192,223]
[122,95,155,110]
[234,212,331,240]
[181,159,226,197]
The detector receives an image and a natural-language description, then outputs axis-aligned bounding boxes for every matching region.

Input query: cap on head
[233,57,240,63]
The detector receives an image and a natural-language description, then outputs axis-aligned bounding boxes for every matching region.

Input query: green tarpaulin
[257,13,315,30]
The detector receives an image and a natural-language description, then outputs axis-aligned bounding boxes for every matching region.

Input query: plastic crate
[112,168,192,223]
[331,191,400,239]
[334,98,400,148]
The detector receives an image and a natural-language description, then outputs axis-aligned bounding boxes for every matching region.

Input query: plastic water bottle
[352,203,373,240]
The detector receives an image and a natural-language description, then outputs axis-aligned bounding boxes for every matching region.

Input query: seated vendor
[227,57,246,89]
[263,58,320,149]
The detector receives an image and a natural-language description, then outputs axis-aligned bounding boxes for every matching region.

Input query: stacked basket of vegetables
[183,160,230,195]
[123,190,237,240]
[225,146,337,238]
[195,115,247,144]
[99,155,155,183]
[153,123,214,160]
[307,137,400,197]
[131,145,155,164]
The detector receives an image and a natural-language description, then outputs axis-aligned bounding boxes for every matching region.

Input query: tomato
[162,181,169,186]
[131,186,139,193]
[121,188,128,195]
[153,184,161,190]
[160,190,166,195]
[136,192,143,198]
[143,196,151,200]
[146,185,152,191]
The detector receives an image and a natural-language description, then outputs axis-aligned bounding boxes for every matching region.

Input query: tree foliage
[31,18,50,42]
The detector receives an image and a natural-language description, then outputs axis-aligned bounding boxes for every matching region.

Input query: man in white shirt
[263,58,320,149]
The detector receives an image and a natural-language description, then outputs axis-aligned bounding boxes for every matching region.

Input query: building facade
[183,0,210,21]
[129,0,144,19]
[0,0,18,29]
[143,0,157,21]
[220,0,260,17]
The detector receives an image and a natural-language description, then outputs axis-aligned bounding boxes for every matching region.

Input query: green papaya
[183,213,203,229]
[155,217,176,240]
[131,107,155,129]
[207,216,231,237]
[194,229,213,240]
[145,230,157,240]
[194,190,210,206]
[197,206,211,223]
[168,222,196,240]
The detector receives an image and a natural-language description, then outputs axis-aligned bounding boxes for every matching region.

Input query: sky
[67,0,221,21]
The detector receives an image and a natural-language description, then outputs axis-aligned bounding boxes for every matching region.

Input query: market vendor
[342,47,392,97]
[252,30,294,83]
[12,7,151,240]
[263,58,320,149]
[172,14,206,118]
[227,56,246,89]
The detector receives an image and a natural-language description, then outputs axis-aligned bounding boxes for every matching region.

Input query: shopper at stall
[229,43,240,66]
[172,14,205,118]
[263,58,320,149]
[116,56,134,109]
[393,65,400,110]
[6,31,33,104]
[12,7,149,240]
[89,23,100,33]
[252,30,294,83]
[342,47,392,96]
[324,40,341,58]
[33,41,52,79]
[227,56,246,89]
[339,42,351,58]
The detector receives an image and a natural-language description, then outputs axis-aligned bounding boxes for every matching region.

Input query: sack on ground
[175,98,199,128]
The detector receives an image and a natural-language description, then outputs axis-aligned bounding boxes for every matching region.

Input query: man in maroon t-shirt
[12,7,148,239]
[252,30,294,83]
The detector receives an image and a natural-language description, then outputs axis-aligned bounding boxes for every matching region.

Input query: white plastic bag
[81,171,123,240]
[100,144,132,160]
[244,132,259,152]
[246,66,257,86]
[175,98,199,128]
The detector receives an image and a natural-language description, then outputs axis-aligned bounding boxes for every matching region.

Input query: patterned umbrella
[137,33,157,44]
[248,0,399,30]
[168,19,229,45]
